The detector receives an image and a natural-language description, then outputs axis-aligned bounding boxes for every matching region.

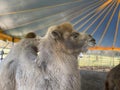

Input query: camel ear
[51,30,61,39]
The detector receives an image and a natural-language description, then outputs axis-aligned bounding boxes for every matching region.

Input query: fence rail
[78,54,120,68]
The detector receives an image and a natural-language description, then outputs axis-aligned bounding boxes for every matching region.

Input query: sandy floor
[80,70,107,90]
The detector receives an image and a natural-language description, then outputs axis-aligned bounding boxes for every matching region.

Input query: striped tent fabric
[0,0,120,50]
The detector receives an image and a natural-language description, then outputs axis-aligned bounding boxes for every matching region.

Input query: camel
[105,64,120,90]
[0,22,96,90]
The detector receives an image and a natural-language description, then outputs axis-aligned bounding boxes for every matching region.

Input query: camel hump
[25,32,36,38]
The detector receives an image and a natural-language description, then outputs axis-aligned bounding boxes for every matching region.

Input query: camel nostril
[88,34,92,37]
[89,38,96,44]
[91,38,95,42]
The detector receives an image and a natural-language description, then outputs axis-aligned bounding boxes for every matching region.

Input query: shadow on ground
[80,70,107,90]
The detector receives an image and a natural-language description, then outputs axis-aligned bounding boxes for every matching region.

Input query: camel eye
[71,32,79,39]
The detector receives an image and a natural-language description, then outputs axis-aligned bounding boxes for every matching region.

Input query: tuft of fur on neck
[59,22,73,30]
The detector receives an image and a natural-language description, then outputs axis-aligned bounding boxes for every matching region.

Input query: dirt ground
[80,70,107,90]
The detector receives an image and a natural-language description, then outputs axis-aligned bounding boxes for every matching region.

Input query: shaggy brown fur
[105,64,120,90]
[0,22,95,90]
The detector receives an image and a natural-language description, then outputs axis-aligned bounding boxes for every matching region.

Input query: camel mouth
[88,38,96,47]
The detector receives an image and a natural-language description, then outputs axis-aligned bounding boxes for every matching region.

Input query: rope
[76,1,106,31]
[113,10,120,47]
[98,1,119,45]
[30,0,105,33]
[91,1,116,35]
[83,1,113,33]
[70,1,103,21]
[6,0,102,31]
[0,0,82,16]
[72,0,104,26]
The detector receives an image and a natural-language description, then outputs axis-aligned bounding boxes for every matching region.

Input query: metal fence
[1,47,120,71]
[78,54,120,71]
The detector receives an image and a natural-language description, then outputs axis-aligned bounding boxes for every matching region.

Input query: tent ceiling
[0,0,120,50]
